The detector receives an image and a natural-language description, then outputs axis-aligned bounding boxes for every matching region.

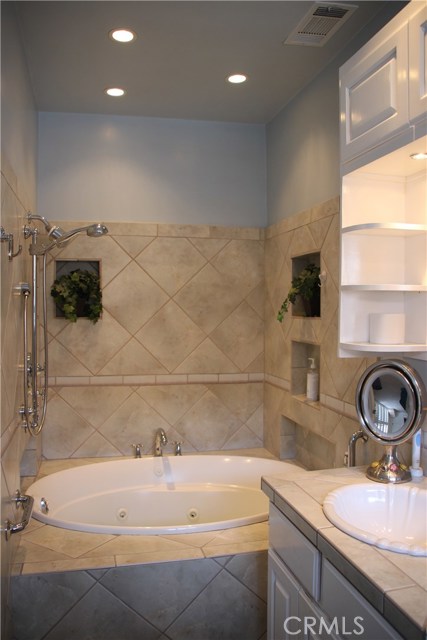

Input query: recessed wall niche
[291,341,320,402]
[291,252,321,317]
[54,260,101,319]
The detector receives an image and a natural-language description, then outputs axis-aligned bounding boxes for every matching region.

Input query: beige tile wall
[264,197,395,469]
[1,158,36,637]
[40,197,405,468]
[43,222,265,457]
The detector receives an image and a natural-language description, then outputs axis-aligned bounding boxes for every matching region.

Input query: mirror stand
[366,445,411,484]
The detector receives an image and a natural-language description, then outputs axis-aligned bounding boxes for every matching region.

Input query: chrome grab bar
[19,283,31,429]
[4,491,34,540]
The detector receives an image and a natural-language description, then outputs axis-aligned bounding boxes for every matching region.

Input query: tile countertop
[261,466,427,640]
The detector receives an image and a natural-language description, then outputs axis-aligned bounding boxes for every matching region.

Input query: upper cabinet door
[340,23,409,164]
[409,4,427,125]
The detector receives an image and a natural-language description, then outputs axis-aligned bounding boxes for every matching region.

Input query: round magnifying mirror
[356,359,426,445]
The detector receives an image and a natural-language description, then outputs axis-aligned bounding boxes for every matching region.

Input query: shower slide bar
[19,213,108,437]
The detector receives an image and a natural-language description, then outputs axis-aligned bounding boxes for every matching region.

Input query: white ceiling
[15,1,405,124]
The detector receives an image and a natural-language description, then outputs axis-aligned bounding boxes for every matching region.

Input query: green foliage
[51,269,102,324]
[277,263,320,322]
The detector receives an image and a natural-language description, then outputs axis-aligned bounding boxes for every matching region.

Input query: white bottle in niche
[306,358,319,401]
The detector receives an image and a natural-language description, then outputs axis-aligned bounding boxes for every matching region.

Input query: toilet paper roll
[369,313,405,344]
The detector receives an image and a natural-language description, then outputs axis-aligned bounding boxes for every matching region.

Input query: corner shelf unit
[339,140,427,359]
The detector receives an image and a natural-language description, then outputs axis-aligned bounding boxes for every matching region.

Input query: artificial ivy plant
[277,263,321,322]
[51,269,102,324]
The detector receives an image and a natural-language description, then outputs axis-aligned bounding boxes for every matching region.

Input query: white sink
[323,483,427,556]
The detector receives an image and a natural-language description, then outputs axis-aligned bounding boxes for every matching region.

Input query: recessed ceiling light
[109,28,136,43]
[104,87,126,97]
[410,152,427,160]
[227,74,247,84]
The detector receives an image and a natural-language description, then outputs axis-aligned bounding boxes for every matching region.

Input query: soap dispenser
[306,358,319,401]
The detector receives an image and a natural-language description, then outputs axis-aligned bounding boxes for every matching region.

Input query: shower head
[54,223,109,245]
[86,223,109,238]
[27,214,109,254]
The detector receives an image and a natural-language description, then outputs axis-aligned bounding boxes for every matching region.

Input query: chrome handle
[0,226,22,260]
[131,443,143,458]
[4,491,34,541]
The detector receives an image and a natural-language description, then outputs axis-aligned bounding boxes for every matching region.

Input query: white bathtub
[28,455,293,535]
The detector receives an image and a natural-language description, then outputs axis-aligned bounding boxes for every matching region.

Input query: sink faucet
[346,429,368,467]
[154,428,168,456]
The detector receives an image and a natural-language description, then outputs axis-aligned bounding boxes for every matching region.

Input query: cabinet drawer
[319,559,403,640]
[269,504,320,600]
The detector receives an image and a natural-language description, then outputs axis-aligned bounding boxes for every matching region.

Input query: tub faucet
[154,429,168,456]
[173,441,183,456]
[346,429,368,467]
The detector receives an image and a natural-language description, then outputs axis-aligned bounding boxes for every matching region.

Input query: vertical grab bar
[19,284,31,429]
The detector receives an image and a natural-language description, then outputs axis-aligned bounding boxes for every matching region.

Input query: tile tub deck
[14,450,281,576]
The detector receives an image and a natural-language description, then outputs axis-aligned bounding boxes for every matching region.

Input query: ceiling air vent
[284,3,358,47]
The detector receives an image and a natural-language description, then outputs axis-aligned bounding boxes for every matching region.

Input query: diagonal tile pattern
[45,222,265,457]
[264,197,378,467]
[12,474,270,640]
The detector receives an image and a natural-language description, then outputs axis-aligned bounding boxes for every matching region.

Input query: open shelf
[340,341,427,352]
[342,222,427,235]
[341,284,427,291]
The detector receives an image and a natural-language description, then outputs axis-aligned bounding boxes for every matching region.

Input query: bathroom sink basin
[323,483,427,556]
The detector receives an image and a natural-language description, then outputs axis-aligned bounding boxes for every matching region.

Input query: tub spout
[346,429,368,467]
[154,429,168,456]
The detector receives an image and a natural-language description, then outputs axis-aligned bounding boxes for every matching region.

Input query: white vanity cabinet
[340,1,426,168]
[267,504,403,640]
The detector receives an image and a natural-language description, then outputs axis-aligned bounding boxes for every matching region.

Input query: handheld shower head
[54,223,109,245]
[86,223,109,238]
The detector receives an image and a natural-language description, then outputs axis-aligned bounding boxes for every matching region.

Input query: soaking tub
[28,454,293,535]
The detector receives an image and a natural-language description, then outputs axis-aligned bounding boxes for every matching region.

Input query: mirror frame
[356,359,426,445]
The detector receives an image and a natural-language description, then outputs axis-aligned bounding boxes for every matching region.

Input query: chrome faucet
[346,429,368,467]
[154,429,168,456]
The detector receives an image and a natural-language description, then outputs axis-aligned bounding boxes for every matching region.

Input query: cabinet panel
[340,24,408,163]
[409,4,427,123]
[298,591,340,640]
[268,550,300,640]
[269,504,320,600]
[319,559,403,640]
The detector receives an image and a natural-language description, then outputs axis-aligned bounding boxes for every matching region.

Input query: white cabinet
[339,136,427,359]
[268,504,404,640]
[409,4,427,127]
[340,1,426,168]
[268,550,300,640]
[339,1,427,359]
[339,17,409,164]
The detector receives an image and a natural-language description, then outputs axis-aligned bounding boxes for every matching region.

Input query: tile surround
[263,197,403,469]
[43,222,265,458]
[7,197,417,639]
